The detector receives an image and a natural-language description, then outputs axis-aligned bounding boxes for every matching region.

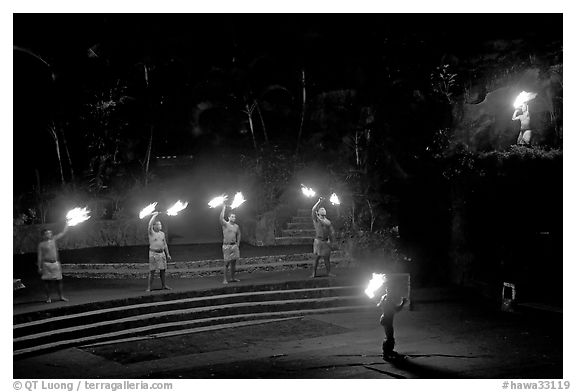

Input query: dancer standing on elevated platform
[147,212,172,291]
[220,203,241,284]
[311,197,336,278]
[37,223,69,303]
[512,102,532,146]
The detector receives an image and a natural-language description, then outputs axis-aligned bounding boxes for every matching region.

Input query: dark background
[13,14,563,298]
[13,14,561,193]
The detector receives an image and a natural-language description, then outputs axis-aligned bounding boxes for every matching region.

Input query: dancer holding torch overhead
[512,91,537,146]
[311,197,336,278]
[512,102,532,146]
[147,212,172,291]
[38,224,69,303]
[220,203,241,284]
[37,207,91,303]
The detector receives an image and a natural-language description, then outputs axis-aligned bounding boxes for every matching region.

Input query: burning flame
[301,184,316,198]
[364,273,387,299]
[230,192,246,209]
[139,202,158,219]
[208,195,227,208]
[513,91,538,108]
[166,200,189,216]
[66,207,91,227]
[330,193,341,205]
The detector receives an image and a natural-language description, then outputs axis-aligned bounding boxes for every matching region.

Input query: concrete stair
[61,251,349,279]
[282,229,317,237]
[286,222,314,230]
[275,208,316,246]
[13,278,370,358]
[273,236,315,246]
[290,216,313,224]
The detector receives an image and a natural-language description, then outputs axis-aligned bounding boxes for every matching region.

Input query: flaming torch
[66,207,91,227]
[329,193,341,206]
[230,192,246,209]
[139,202,158,219]
[513,91,538,108]
[166,200,189,216]
[208,195,228,208]
[364,273,387,299]
[301,184,316,198]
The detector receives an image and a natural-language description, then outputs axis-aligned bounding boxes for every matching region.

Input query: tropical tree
[295,69,306,155]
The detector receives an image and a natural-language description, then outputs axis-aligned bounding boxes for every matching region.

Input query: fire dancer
[147,212,172,291]
[512,102,532,145]
[311,197,336,278]
[220,203,241,284]
[377,281,407,361]
[37,224,69,303]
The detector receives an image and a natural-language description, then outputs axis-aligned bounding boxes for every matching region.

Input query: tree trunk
[246,103,258,150]
[354,131,361,167]
[351,199,356,228]
[255,100,268,144]
[449,182,474,285]
[144,64,149,88]
[144,125,153,186]
[142,64,155,186]
[33,169,48,224]
[48,123,65,185]
[295,69,306,155]
[367,199,376,232]
[60,127,75,183]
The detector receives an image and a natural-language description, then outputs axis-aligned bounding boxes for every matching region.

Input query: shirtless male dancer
[311,196,336,278]
[37,223,69,303]
[512,102,532,145]
[147,212,172,291]
[220,203,241,284]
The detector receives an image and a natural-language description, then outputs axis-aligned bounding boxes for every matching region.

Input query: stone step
[13,279,368,357]
[296,208,312,217]
[61,256,351,279]
[14,276,355,324]
[62,252,338,270]
[286,222,315,230]
[291,216,312,224]
[14,286,362,340]
[274,236,315,246]
[281,229,317,237]
[15,296,366,353]
[14,304,371,358]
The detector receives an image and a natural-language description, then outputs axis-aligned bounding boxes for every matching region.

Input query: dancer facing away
[220,203,241,284]
[37,223,70,303]
[147,212,172,291]
[311,196,336,278]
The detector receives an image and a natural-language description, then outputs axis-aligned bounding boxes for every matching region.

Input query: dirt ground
[14,298,562,379]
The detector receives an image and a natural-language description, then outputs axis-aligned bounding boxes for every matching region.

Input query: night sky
[13,14,562,195]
